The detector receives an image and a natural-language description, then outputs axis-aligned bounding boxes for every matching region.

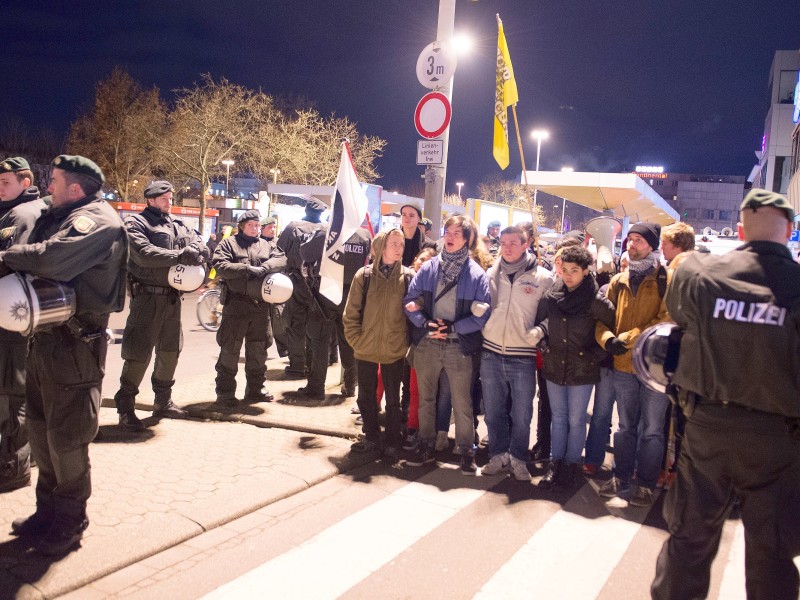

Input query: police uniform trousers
[26,320,108,522]
[215,296,272,401]
[270,302,288,357]
[282,271,314,373]
[305,297,357,396]
[652,402,800,600]
[114,290,183,412]
[0,332,31,487]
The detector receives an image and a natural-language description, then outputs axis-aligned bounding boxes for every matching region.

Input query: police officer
[299,226,371,399]
[651,189,800,600]
[261,215,288,357]
[212,210,287,405]
[113,180,209,431]
[484,220,501,256]
[277,199,327,377]
[0,155,127,555]
[0,157,46,492]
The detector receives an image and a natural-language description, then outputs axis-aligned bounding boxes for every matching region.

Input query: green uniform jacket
[0,192,128,317]
[666,242,800,417]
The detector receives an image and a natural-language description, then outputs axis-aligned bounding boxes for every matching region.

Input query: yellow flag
[493,16,518,170]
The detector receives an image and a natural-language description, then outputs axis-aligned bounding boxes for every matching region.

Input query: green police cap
[51,155,105,186]
[740,188,794,222]
[260,216,277,226]
[0,157,30,173]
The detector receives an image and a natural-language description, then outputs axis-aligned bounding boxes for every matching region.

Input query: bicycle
[196,286,223,332]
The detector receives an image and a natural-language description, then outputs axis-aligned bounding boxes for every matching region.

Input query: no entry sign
[414,92,451,139]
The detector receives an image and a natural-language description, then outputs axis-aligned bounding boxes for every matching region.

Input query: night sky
[3,1,799,198]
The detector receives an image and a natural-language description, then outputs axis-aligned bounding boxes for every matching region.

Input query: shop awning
[520,171,679,226]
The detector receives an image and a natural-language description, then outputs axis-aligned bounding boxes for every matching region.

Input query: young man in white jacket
[480,226,554,480]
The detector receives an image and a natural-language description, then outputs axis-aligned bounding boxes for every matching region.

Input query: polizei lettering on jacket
[712,298,786,326]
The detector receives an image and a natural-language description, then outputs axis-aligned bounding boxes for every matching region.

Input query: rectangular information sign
[417,139,444,165]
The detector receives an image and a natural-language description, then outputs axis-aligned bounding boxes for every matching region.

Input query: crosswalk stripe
[475,483,653,600]
[202,464,497,600]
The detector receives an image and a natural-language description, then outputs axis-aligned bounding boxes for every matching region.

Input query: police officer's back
[652,189,800,600]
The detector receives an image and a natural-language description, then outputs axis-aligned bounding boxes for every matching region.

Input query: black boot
[153,397,187,419]
[118,411,145,431]
[538,460,562,489]
[557,462,580,489]
[11,509,54,537]
[530,442,550,464]
[35,512,89,556]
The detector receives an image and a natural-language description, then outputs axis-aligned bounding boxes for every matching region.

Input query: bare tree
[68,67,166,201]
[157,75,268,231]
[477,174,544,226]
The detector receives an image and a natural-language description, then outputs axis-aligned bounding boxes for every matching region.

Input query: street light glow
[451,34,474,55]
[531,129,549,141]
[456,181,464,199]
[561,167,574,172]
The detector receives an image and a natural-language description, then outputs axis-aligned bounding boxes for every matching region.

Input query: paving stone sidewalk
[0,358,372,599]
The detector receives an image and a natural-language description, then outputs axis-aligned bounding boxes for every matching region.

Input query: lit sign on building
[635,166,664,173]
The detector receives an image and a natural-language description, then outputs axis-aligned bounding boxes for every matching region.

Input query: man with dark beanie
[595,221,671,507]
[113,180,209,430]
[0,157,46,492]
[211,210,286,405]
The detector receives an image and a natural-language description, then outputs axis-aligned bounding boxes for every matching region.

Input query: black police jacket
[666,242,800,417]
[0,192,128,317]
[276,219,327,271]
[211,232,287,295]
[0,186,47,250]
[125,205,208,287]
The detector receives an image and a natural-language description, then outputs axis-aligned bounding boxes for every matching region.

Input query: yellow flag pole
[511,103,540,259]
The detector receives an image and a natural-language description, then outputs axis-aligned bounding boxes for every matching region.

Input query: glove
[200,246,211,262]
[438,320,454,335]
[178,246,201,265]
[605,337,628,356]
[527,326,544,347]
[248,266,269,279]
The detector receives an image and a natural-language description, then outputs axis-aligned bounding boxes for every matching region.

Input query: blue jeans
[612,370,669,489]
[415,338,475,454]
[584,367,616,466]
[547,381,593,464]
[480,352,536,462]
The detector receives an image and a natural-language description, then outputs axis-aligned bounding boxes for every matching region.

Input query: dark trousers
[26,322,107,520]
[356,358,404,448]
[306,307,335,395]
[283,273,313,372]
[270,302,288,357]
[215,298,272,401]
[652,403,800,600]
[0,336,30,483]
[115,291,183,411]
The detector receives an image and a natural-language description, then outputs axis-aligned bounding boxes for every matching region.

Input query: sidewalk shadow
[186,402,267,418]
[0,536,65,597]
[278,393,345,408]
[93,426,155,444]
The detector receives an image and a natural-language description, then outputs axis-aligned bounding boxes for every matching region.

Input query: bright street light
[561,166,574,172]
[530,130,549,211]
[222,159,234,198]
[456,181,464,200]
[451,33,474,55]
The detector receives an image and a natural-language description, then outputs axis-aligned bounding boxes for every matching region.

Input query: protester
[480,226,553,481]
[404,215,491,474]
[660,222,695,269]
[534,246,615,489]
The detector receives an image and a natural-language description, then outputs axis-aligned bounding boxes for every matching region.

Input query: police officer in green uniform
[212,210,286,405]
[277,199,327,377]
[0,157,46,492]
[113,180,209,431]
[652,189,800,600]
[0,155,127,555]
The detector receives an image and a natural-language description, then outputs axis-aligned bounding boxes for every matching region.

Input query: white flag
[318,143,368,305]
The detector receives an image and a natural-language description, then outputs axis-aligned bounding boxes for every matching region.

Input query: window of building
[705,209,715,220]
[718,210,733,222]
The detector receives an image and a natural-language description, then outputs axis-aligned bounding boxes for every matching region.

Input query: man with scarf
[0,157,46,492]
[404,215,491,474]
[211,210,286,406]
[595,222,671,507]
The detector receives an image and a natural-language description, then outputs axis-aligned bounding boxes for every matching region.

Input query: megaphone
[246,272,293,304]
[720,227,734,237]
[0,273,76,335]
[167,264,206,292]
[632,322,683,393]
[585,216,622,273]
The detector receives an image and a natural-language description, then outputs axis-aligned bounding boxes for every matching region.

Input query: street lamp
[222,159,234,198]
[530,130,549,211]
[456,181,464,200]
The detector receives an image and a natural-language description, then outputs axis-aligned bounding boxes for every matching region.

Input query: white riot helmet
[167,264,206,292]
[246,272,293,304]
[0,273,76,335]
[632,322,683,393]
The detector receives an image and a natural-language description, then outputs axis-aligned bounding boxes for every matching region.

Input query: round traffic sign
[414,92,452,139]
[416,41,457,89]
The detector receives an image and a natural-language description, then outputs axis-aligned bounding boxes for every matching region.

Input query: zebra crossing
[201,461,750,600]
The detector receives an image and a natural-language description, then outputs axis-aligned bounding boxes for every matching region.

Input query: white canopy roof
[521,171,679,226]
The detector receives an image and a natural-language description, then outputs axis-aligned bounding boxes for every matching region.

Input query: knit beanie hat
[628,222,661,251]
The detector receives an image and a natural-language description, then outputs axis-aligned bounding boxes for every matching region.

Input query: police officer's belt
[228,291,266,306]
[137,283,177,296]
[36,316,107,344]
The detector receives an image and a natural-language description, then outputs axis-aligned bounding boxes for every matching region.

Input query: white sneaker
[509,456,532,481]
[481,453,510,476]
[435,431,449,452]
